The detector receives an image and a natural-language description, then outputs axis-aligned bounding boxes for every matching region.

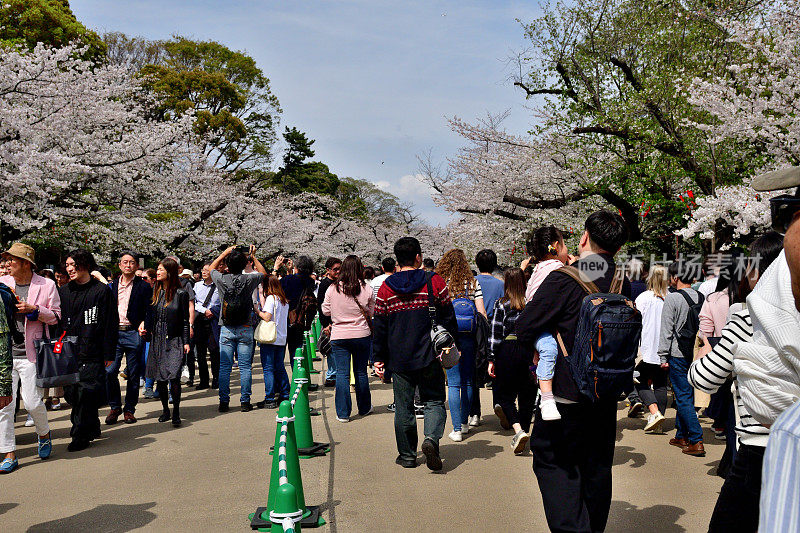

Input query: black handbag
[34,330,80,388]
[317,331,332,356]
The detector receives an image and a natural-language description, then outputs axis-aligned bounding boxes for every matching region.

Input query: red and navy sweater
[373,269,458,373]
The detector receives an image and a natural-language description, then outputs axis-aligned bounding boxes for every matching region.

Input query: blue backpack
[451,284,478,333]
[556,266,642,402]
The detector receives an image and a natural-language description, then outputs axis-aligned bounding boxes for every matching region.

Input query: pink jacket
[321,282,374,340]
[699,291,729,338]
[525,259,565,302]
[0,274,61,363]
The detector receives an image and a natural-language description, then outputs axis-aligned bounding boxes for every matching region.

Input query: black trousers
[708,443,765,533]
[287,325,305,364]
[634,361,668,415]
[531,398,618,533]
[64,361,105,442]
[194,315,219,386]
[493,339,537,432]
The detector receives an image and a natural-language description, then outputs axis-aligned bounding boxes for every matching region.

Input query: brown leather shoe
[682,441,706,456]
[669,437,689,448]
[123,411,137,424]
[105,408,122,425]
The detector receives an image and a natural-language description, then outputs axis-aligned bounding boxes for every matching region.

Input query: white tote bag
[254,295,277,344]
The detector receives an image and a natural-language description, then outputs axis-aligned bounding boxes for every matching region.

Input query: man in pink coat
[0,243,60,473]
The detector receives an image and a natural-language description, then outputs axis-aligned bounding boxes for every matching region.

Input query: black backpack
[220,276,253,327]
[674,289,705,359]
[557,266,642,402]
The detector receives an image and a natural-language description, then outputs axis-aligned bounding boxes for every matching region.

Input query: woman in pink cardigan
[0,243,60,473]
[322,255,374,423]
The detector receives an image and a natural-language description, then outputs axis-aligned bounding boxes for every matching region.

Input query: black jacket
[108,275,153,329]
[317,277,334,328]
[372,270,458,373]
[59,278,119,363]
[516,254,631,402]
[145,288,190,346]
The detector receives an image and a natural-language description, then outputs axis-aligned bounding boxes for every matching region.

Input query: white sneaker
[540,399,561,421]
[336,417,349,423]
[468,415,481,427]
[644,411,665,433]
[511,430,529,455]
[448,430,463,442]
[460,425,469,435]
[25,414,35,427]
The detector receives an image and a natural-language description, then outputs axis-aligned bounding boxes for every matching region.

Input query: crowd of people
[1,171,799,532]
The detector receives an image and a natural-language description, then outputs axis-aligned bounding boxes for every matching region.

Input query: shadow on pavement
[613,445,647,468]
[26,502,157,533]
[607,500,687,533]
[0,503,19,516]
[440,437,504,473]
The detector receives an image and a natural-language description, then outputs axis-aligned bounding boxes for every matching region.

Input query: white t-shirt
[370,273,390,294]
[635,290,665,365]
[262,294,289,346]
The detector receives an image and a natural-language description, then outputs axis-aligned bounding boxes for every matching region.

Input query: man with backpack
[658,262,706,457]
[517,210,634,533]
[209,246,267,413]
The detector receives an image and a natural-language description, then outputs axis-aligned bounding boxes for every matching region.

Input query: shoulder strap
[609,266,624,295]
[202,284,216,308]
[556,265,599,295]
[426,273,438,329]
[678,289,700,309]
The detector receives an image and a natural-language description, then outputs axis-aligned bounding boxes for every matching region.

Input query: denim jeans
[331,336,372,419]
[107,330,144,413]
[219,325,255,404]
[535,332,558,381]
[144,341,155,390]
[392,361,446,461]
[668,355,703,444]
[447,333,476,431]
[259,343,290,402]
[325,351,337,380]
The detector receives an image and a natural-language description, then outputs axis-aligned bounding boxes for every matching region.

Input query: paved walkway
[3,363,724,532]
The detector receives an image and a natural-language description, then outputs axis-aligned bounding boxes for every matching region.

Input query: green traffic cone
[304,331,319,374]
[293,347,307,376]
[308,335,317,360]
[266,401,308,520]
[270,483,303,533]
[293,366,329,457]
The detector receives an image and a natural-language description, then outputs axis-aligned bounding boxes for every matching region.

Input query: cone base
[298,442,330,458]
[308,383,319,391]
[250,505,325,530]
[309,408,321,416]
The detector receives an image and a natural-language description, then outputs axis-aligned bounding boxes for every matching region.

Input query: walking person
[256,275,290,409]
[373,237,458,471]
[139,258,190,427]
[634,265,670,434]
[193,262,221,390]
[658,262,706,456]
[517,210,632,532]
[0,243,58,472]
[322,255,374,422]
[59,249,119,452]
[435,249,487,442]
[487,267,536,455]
[209,246,267,412]
[105,251,151,425]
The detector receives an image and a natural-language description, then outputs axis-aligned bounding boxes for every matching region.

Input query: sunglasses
[770,194,800,233]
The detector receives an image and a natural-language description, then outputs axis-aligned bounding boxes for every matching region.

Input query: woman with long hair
[436,249,486,441]
[487,268,537,454]
[139,258,190,427]
[322,255,374,422]
[634,265,670,433]
[256,275,290,409]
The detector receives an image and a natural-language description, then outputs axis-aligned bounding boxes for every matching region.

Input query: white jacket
[734,251,800,426]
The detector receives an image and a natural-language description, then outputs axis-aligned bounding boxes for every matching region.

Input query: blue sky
[71,0,539,225]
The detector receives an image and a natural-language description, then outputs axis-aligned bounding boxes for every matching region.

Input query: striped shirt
[688,309,770,446]
[488,301,521,362]
[760,400,800,532]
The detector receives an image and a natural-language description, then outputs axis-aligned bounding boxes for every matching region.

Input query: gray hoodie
[657,288,702,364]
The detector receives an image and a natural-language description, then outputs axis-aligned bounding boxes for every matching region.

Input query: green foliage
[516,0,767,252]
[0,0,106,59]
[337,177,414,225]
[269,127,340,195]
[134,35,281,171]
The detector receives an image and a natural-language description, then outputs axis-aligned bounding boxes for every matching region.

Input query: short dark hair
[394,237,422,267]
[295,255,314,276]
[227,249,247,274]
[381,257,396,273]
[325,257,342,270]
[119,250,138,262]
[585,211,629,255]
[423,258,435,270]
[668,261,681,280]
[66,249,97,273]
[676,262,696,285]
[475,249,497,273]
